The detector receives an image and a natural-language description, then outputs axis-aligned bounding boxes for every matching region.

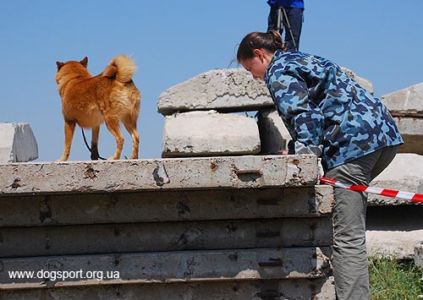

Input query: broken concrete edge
[0,155,319,195]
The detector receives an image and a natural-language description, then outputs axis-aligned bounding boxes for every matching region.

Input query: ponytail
[237,31,285,62]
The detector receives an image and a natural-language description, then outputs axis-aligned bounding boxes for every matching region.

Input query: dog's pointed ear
[80,57,88,67]
[56,61,64,70]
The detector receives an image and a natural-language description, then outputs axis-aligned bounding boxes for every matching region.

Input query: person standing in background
[267,0,304,51]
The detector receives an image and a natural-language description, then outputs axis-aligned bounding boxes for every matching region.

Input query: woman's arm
[267,70,324,156]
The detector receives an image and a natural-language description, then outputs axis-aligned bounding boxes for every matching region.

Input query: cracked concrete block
[369,154,423,206]
[162,111,261,157]
[258,109,292,154]
[341,67,374,94]
[381,82,423,117]
[0,123,38,163]
[157,68,274,115]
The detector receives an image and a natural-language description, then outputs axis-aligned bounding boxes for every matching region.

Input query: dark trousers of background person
[268,6,304,51]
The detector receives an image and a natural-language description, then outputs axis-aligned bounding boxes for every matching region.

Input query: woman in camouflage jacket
[237,31,403,300]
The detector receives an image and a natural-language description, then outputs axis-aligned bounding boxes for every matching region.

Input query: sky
[1,1,422,162]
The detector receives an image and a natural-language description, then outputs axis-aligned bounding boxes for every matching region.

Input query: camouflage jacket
[264,50,403,171]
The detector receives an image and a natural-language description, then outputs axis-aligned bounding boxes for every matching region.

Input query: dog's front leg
[58,120,76,161]
[91,126,100,160]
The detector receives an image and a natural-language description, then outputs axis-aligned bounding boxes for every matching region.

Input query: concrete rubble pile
[0,156,336,299]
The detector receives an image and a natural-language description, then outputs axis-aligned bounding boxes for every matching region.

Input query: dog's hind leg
[104,116,124,160]
[123,116,139,159]
[91,126,100,160]
[58,120,76,161]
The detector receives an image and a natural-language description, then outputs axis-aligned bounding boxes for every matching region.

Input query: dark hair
[237,31,284,62]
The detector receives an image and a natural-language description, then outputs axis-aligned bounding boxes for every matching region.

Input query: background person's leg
[268,6,283,34]
[282,8,303,51]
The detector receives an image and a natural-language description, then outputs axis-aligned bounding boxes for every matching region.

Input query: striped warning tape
[320,177,423,204]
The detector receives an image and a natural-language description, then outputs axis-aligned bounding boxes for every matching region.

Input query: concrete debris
[0,123,38,163]
[162,111,261,158]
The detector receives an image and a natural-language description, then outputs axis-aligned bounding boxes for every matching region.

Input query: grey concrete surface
[0,247,332,284]
[162,111,261,157]
[157,67,374,116]
[0,278,335,300]
[258,109,292,154]
[0,123,38,163]
[394,117,423,155]
[0,186,334,227]
[0,218,332,257]
[366,230,423,260]
[0,155,318,195]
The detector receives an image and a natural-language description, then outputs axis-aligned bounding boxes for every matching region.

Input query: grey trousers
[325,146,398,300]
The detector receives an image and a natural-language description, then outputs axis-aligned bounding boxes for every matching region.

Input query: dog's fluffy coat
[55,55,141,161]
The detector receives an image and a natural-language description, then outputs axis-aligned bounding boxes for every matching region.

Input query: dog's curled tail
[102,55,137,83]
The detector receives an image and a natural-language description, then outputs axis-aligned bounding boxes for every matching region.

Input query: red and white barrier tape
[320,177,423,204]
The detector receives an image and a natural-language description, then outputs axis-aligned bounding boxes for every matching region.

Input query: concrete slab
[0,156,318,195]
[0,218,332,257]
[369,153,423,206]
[162,111,260,157]
[0,278,335,300]
[381,82,423,117]
[157,68,274,115]
[0,186,334,227]
[157,68,375,116]
[0,123,38,163]
[0,247,332,284]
